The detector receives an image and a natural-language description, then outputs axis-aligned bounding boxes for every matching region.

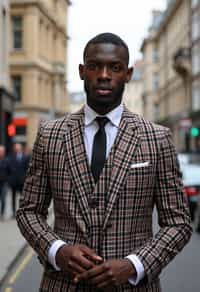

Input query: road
[1,230,200,292]
[161,231,200,292]
[0,247,42,292]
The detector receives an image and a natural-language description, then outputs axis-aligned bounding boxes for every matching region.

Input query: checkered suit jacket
[16,106,192,292]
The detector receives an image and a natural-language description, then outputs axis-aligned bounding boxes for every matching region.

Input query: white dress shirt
[48,103,145,285]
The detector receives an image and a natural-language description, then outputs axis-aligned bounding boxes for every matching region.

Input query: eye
[111,63,122,72]
[86,63,98,70]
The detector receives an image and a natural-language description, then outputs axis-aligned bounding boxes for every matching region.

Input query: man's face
[14,143,22,154]
[79,43,133,114]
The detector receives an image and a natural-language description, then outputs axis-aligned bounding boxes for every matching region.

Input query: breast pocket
[127,163,155,190]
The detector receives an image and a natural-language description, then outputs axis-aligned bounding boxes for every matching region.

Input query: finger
[73,254,97,270]
[92,270,115,289]
[80,246,103,262]
[78,268,114,289]
[74,264,105,283]
[67,258,86,275]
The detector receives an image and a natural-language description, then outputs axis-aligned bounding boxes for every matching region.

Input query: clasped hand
[56,244,136,290]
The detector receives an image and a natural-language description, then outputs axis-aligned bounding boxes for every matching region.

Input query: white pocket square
[131,161,149,168]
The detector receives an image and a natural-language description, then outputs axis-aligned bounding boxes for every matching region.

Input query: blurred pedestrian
[23,144,32,165]
[17,33,192,291]
[0,145,9,220]
[8,143,29,217]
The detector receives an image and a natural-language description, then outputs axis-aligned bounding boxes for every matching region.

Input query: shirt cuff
[126,254,145,285]
[48,240,66,270]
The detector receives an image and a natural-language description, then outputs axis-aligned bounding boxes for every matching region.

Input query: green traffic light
[190,127,199,137]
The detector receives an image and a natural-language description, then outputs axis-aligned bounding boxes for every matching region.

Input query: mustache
[95,85,113,90]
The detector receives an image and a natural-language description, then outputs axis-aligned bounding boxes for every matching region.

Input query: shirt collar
[84,103,123,128]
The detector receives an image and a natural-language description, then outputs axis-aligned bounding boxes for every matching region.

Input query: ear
[79,64,84,80]
[125,67,134,83]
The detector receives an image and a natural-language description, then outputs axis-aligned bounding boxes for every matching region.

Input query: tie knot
[96,116,109,129]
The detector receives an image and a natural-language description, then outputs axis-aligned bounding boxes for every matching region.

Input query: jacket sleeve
[16,124,60,265]
[135,128,192,283]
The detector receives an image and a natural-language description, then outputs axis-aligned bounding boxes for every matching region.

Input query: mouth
[95,87,113,95]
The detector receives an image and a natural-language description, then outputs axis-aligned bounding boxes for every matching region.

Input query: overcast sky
[67,0,166,92]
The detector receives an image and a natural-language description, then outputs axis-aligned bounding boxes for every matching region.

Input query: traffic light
[7,123,16,137]
[190,127,199,137]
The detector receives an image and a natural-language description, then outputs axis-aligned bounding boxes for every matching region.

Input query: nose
[98,66,111,80]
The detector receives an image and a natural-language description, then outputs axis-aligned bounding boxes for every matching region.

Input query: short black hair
[83,32,129,65]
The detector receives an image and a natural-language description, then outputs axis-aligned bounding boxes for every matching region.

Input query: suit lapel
[63,108,94,227]
[102,108,141,230]
[63,107,141,229]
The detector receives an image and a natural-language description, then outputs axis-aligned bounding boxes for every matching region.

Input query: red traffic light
[7,123,16,137]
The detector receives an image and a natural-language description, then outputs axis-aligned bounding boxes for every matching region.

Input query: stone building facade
[10,0,71,147]
[141,0,193,151]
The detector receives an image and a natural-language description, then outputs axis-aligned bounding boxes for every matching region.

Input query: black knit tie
[91,117,109,182]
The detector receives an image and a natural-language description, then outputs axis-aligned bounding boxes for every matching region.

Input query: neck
[87,102,121,115]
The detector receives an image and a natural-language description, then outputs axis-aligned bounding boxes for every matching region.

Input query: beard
[84,80,125,114]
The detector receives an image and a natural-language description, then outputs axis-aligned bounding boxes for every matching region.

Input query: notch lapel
[102,109,141,230]
[63,109,94,227]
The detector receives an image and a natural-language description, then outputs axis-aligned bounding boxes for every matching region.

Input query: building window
[1,9,7,72]
[12,16,23,49]
[153,47,159,63]
[54,0,58,12]
[154,103,160,121]
[153,72,159,90]
[192,11,200,41]
[192,43,200,75]
[192,80,200,111]
[12,76,22,101]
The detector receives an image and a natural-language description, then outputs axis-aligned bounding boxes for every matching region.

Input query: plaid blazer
[16,106,192,292]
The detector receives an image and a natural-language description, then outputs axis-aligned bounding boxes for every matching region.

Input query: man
[0,145,9,219]
[8,143,29,217]
[17,33,192,291]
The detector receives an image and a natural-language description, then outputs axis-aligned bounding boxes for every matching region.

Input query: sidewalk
[0,190,26,284]
[0,189,53,285]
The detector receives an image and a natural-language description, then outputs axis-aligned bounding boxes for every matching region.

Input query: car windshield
[178,153,200,166]
[181,165,200,185]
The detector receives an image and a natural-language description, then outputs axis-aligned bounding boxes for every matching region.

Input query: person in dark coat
[0,145,9,219]
[8,143,29,217]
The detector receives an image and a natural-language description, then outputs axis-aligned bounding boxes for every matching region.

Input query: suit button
[88,198,98,209]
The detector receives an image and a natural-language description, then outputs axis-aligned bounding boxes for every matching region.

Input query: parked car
[179,163,200,228]
[178,152,200,166]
